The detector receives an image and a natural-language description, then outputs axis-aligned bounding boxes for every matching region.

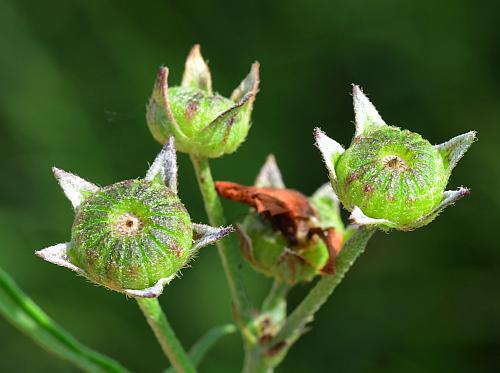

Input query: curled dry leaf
[215,181,342,274]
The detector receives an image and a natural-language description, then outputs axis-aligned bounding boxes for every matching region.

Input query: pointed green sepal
[52,168,99,209]
[435,131,477,176]
[145,137,178,193]
[191,223,234,253]
[352,84,386,136]
[314,127,344,184]
[146,67,187,145]
[255,154,285,188]
[231,61,260,118]
[181,44,213,94]
[197,94,252,157]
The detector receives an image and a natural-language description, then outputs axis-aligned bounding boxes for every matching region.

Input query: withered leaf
[215,181,343,275]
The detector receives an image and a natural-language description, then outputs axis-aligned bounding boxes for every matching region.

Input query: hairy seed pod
[166,86,249,156]
[37,138,233,298]
[315,85,476,231]
[335,126,447,227]
[70,179,193,292]
[146,45,259,158]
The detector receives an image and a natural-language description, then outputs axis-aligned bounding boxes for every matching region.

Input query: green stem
[274,226,376,349]
[164,324,237,373]
[0,266,129,373]
[241,281,290,373]
[242,348,273,373]
[262,280,289,313]
[186,324,236,367]
[190,155,252,328]
[136,298,195,373]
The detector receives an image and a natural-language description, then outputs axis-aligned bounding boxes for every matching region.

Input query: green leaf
[0,266,130,373]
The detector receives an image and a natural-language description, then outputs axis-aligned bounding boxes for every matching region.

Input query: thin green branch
[274,226,376,347]
[262,280,290,313]
[165,324,236,373]
[136,298,195,373]
[190,155,252,328]
[0,266,129,373]
[241,281,290,373]
[187,324,236,366]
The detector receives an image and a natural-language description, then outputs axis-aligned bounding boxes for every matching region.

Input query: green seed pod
[146,44,260,158]
[239,210,330,285]
[316,85,476,231]
[218,156,345,285]
[69,179,192,292]
[37,138,232,297]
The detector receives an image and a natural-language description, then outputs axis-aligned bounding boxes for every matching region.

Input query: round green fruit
[335,126,447,229]
[69,179,193,291]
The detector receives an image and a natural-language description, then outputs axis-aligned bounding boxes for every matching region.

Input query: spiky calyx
[315,85,476,231]
[70,179,193,292]
[146,45,259,158]
[36,138,233,298]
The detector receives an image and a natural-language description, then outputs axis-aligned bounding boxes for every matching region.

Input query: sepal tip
[36,243,84,275]
[352,84,386,136]
[255,154,285,188]
[349,206,393,227]
[123,275,177,298]
[192,223,234,252]
[314,127,344,181]
[145,136,178,193]
[436,131,477,175]
[52,168,98,209]
[231,61,260,109]
[182,44,213,94]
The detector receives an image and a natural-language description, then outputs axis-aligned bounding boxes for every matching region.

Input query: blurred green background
[0,0,499,372]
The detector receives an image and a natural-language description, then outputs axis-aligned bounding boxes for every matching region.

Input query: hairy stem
[242,280,290,373]
[242,348,273,373]
[262,280,289,313]
[136,298,195,373]
[273,226,376,352]
[190,155,252,328]
[0,266,129,373]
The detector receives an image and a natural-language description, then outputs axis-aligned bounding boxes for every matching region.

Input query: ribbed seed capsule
[315,85,475,231]
[335,126,447,226]
[146,45,259,158]
[37,134,233,298]
[69,179,193,292]
[166,86,248,156]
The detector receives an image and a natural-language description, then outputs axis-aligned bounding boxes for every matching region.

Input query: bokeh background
[1,0,499,372]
